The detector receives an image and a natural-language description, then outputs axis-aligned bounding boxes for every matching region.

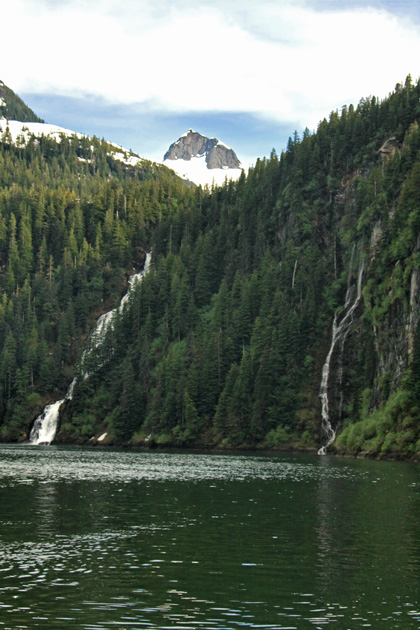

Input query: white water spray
[318,253,364,455]
[29,388,72,445]
[29,253,152,445]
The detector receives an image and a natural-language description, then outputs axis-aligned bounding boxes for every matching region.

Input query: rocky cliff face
[164,129,241,169]
[321,134,420,445]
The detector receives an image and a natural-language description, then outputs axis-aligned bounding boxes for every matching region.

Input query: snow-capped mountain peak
[163,129,243,186]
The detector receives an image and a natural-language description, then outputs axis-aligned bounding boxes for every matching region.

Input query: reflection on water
[0,446,420,629]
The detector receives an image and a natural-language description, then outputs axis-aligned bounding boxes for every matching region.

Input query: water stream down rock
[29,253,152,445]
[318,253,364,455]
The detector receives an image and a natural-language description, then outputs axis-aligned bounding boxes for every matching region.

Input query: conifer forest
[1,76,420,459]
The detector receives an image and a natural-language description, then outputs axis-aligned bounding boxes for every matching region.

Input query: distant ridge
[0,80,150,172]
[0,79,43,123]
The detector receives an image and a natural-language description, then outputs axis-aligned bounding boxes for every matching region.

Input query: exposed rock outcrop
[164,129,241,169]
[378,136,399,158]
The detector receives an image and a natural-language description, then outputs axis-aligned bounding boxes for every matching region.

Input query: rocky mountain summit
[164,129,241,169]
[163,129,243,186]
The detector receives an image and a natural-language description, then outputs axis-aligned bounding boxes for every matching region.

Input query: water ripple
[0,446,367,485]
[0,446,419,629]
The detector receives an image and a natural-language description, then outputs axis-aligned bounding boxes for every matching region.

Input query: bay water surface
[0,445,419,629]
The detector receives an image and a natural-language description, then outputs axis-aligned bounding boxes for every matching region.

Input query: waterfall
[29,399,66,445]
[318,253,364,455]
[29,252,152,445]
[336,244,355,419]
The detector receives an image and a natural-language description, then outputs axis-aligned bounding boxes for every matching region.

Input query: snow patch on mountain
[0,119,83,145]
[0,119,244,187]
[163,129,243,186]
[0,119,145,167]
[164,155,243,187]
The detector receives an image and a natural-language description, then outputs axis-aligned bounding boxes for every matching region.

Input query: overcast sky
[2,0,420,166]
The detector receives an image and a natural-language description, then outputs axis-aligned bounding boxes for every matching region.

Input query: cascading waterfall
[318,252,364,455]
[29,252,152,445]
[336,244,356,419]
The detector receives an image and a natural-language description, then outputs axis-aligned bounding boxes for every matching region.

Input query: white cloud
[2,0,420,130]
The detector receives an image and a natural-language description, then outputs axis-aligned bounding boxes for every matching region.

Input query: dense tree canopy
[0,130,189,439]
[1,77,420,459]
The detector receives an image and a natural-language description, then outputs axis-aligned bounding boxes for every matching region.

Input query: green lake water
[0,445,419,629]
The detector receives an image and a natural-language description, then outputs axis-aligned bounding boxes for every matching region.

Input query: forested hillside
[1,77,420,459]
[0,122,190,440]
[0,80,43,123]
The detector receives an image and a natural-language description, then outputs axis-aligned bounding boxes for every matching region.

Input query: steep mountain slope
[60,76,420,459]
[0,85,190,441]
[163,129,243,186]
[0,79,43,123]
[1,77,420,460]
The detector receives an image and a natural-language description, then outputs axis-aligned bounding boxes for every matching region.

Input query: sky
[2,0,420,167]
